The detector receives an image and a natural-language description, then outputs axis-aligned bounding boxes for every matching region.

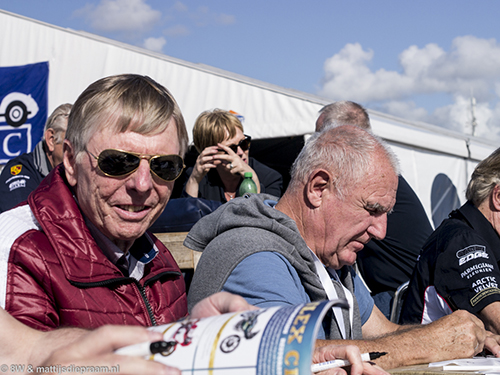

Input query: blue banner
[0,62,48,164]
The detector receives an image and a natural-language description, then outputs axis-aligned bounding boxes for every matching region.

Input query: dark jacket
[400,201,500,324]
[0,165,187,331]
[0,140,52,213]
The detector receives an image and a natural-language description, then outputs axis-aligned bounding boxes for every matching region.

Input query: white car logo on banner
[0,92,39,127]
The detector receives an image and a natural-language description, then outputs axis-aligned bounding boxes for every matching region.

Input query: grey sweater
[185,193,362,340]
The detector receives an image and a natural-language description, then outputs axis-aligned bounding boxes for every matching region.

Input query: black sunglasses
[88,149,185,182]
[228,135,251,153]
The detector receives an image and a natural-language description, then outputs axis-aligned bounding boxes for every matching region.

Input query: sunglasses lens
[96,149,184,181]
[239,137,251,151]
[229,136,251,153]
[150,155,184,181]
[98,149,140,176]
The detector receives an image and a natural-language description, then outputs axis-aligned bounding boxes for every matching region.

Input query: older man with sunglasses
[0,74,192,330]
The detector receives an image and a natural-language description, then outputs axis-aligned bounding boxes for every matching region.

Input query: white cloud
[318,36,500,138]
[452,95,500,139]
[143,36,166,52]
[76,0,161,33]
[319,43,415,102]
[379,101,429,123]
[320,36,500,102]
[389,94,500,139]
[431,95,473,133]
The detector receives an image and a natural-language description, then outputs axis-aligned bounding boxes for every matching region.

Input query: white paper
[429,356,500,372]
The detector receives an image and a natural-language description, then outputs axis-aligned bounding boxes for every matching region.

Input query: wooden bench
[155,232,200,270]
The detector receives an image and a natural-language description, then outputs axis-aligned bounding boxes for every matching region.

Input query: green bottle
[239,172,258,195]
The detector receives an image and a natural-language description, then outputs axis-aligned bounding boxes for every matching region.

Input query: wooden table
[154,232,200,270]
[389,364,479,375]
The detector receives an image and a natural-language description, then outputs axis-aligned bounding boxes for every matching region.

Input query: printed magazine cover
[141,299,346,374]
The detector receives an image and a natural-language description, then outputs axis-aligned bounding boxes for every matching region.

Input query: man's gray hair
[44,103,72,144]
[317,101,371,131]
[66,74,188,159]
[466,147,500,206]
[290,125,399,199]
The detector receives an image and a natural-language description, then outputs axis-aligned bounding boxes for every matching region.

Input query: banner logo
[0,62,48,164]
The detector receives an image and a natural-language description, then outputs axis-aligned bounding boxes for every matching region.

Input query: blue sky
[2,0,500,139]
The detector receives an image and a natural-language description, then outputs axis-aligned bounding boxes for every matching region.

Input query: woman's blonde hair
[192,109,243,153]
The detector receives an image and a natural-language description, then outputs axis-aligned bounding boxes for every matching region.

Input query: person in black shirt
[401,147,500,334]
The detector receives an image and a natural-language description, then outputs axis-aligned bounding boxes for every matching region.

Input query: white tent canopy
[0,9,497,226]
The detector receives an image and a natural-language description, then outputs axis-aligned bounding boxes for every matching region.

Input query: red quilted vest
[4,165,188,331]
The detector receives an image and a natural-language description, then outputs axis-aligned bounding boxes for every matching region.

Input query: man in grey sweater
[186,125,500,369]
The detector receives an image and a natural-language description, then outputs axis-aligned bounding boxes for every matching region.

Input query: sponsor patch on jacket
[461,262,494,279]
[10,165,22,176]
[456,244,488,266]
[470,287,500,307]
[9,179,26,191]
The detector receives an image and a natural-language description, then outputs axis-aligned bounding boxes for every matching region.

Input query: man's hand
[313,345,388,375]
[342,308,493,369]
[484,330,500,357]
[423,310,486,360]
[377,310,488,368]
[191,291,257,319]
[44,326,179,375]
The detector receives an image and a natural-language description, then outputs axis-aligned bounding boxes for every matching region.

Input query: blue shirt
[222,251,374,338]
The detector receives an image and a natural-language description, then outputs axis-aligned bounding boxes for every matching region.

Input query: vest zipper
[134,279,157,326]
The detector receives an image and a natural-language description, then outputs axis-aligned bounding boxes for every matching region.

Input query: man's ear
[305,169,333,208]
[491,185,500,212]
[63,139,77,187]
[44,128,56,152]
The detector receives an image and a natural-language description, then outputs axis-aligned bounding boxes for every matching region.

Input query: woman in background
[184,109,282,202]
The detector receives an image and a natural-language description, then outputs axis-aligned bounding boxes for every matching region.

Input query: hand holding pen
[312,345,389,375]
[312,352,387,373]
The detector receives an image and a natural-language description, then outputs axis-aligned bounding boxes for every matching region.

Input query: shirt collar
[457,201,500,247]
[264,199,278,208]
[82,212,158,281]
